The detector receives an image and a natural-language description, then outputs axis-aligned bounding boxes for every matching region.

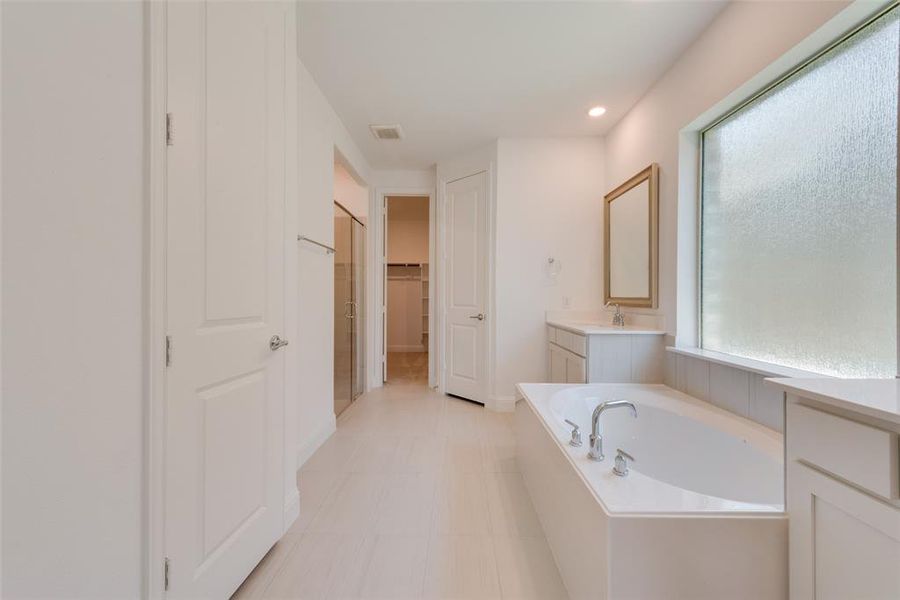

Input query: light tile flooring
[233,382,568,600]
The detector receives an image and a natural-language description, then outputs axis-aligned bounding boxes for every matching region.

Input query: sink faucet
[606,301,625,327]
[588,400,637,461]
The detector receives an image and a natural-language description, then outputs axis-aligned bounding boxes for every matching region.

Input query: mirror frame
[603,163,659,308]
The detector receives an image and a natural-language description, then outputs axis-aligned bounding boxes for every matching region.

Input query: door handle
[269,335,289,351]
[469,313,485,321]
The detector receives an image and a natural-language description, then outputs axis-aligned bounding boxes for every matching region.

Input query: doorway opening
[385,195,430,385]
[333,159,367,417]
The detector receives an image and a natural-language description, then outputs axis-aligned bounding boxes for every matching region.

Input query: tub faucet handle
[613,448,635,477]
[563,419,582,447]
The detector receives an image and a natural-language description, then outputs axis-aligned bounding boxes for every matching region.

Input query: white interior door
[444,172,489,403]
[165,2,287,597]
[382,198,389,382]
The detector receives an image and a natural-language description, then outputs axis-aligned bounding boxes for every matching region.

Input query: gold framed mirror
[603,163,659,308]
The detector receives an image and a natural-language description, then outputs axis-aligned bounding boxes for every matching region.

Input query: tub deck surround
[516,383,787,600]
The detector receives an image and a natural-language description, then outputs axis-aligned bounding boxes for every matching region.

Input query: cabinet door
[789,462,900,600]
[549,344,567,383]
[566,354,586,384]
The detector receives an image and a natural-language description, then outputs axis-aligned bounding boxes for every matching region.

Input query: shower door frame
[334,201,366,416]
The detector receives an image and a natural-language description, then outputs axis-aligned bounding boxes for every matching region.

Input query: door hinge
[164,557,170,591]
[166,113,174,146]
[165,335,172,367]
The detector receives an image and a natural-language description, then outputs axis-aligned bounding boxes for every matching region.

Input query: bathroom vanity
[546,319,666,384]
[768,378,900,600]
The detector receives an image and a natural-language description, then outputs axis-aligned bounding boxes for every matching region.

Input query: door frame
[144,3,299,597]
[372,187,436,388]
[435,148,498,408]
[145,2,167,597]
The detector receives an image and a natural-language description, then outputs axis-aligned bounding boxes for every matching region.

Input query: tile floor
[232,381,568,600]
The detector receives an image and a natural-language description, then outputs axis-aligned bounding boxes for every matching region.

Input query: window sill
[666,346,832,380]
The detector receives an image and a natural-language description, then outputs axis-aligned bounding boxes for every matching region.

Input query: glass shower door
[334,203,366,417]
[333,207,353,416]
[351,218,366,400]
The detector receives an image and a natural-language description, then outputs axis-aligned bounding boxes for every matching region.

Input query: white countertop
[546,319,666,336]
[766,378,900,425]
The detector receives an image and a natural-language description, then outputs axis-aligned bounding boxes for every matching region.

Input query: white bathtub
[516,383,787,600]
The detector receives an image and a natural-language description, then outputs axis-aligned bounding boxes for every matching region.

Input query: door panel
[445,172,488,402]
[450,189,479,308]
[165,2,287,597]
[549,344,566,383]
[788,462,900,599]
[351,219,366,398]
[334,208,353,415]
[566,354,586,384]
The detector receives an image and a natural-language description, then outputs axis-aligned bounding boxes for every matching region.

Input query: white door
[165,2,287,597]
[444,172,489,403]
[382,199,388,382]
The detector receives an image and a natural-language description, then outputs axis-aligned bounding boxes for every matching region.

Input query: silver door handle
[269,335,289,351]
[469,313,485,321]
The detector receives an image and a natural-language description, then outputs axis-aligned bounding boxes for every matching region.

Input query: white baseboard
[387,344,426,352]
[282,490,300,534]
[296,415,336,469]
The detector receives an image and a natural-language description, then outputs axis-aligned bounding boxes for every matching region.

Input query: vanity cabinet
[784,395,900,600]
[546,324,664,384]
[548,343,586,384]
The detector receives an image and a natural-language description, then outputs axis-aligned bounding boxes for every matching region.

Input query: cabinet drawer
[547,326,557,345]
[788,401,899,500]
[555,329,586,357]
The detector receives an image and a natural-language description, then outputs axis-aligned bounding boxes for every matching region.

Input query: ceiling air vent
[369,124,404,141]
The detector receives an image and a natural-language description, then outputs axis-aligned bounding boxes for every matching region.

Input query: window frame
[695,2,899,374]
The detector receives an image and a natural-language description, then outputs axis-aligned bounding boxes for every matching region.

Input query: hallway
[233,382,567,599]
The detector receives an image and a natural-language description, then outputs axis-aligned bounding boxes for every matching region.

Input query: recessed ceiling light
[588,106,607,118]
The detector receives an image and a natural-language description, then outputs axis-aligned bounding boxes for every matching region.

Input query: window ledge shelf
[666,346,832,380]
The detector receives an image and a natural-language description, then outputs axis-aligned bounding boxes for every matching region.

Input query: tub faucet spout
[588,400,637,461]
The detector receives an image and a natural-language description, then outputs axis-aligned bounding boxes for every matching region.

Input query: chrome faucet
[588,400,637,461]
[606,302,625,327]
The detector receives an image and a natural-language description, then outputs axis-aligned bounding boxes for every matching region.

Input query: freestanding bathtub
[515,383,787,600]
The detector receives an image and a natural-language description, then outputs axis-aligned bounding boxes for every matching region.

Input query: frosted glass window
[701,8,898,377]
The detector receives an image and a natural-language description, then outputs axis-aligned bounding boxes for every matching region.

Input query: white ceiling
[299,1,727,169]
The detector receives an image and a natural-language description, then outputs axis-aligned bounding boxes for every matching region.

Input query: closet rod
[297,235,335,254]
[387,262,427,267]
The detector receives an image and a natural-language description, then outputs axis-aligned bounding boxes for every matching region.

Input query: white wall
[296,61,374,466]
[387,196,429,263]
[374,169,436,191]
[603,0,850,336]
[334,160,368,220]
[494,138,606,400]
[1,2,145,596]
